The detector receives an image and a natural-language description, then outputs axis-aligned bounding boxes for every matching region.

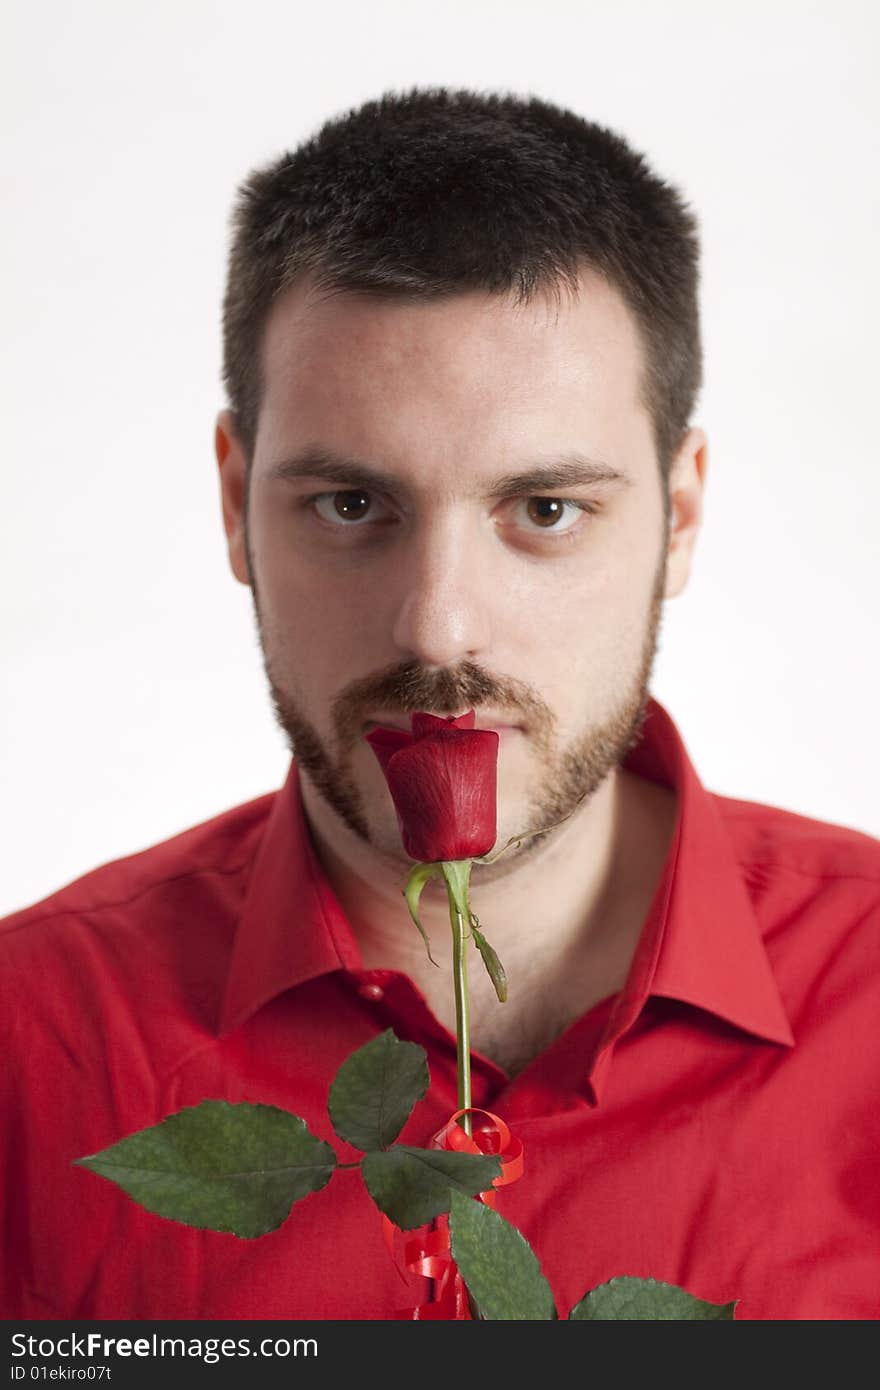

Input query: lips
[363,717,521,734]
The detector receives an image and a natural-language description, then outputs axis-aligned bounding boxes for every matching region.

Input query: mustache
[332,659,551,742]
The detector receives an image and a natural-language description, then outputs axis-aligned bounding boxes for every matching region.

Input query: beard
[244,521,668,881]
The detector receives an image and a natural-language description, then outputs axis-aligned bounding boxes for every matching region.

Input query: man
[2,88,878,1321]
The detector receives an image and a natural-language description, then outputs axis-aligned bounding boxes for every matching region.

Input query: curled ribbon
[382,1107,524,1319]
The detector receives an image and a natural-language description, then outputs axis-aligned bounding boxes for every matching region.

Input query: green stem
[439,858,483,1318]
[449,898,472,1137]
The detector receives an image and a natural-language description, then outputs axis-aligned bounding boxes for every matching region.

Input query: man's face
[217,268,702,875]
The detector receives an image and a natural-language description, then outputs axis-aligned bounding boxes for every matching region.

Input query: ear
[663,426,708,599]
[215,408,251,587]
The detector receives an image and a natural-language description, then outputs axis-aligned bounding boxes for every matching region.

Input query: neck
[298,764,677,1074]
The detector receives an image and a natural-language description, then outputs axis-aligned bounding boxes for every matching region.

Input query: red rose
[365,710,499,863]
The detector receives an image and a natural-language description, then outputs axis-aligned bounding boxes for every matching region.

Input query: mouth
[363,716,523,735]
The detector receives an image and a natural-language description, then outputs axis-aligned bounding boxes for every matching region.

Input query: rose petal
[364,726,413,776]
[411,710,476,737]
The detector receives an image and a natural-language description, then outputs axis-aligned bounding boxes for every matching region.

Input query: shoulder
[713,793,879,999]
[0,787,286,1142]
[713,792,880,887]
[0,787,280,1085]
[0,787,277,969]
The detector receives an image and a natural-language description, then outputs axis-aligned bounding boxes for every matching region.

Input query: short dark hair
[221,86,702,497]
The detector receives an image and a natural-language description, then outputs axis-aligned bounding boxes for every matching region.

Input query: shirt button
[358,982,385,1001]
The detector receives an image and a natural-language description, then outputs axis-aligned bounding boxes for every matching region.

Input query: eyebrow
[263,446,631,500]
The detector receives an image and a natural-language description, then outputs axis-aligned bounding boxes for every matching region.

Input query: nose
[390,508,492,667]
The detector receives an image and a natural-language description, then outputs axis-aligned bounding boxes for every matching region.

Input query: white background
[2,0,877,917]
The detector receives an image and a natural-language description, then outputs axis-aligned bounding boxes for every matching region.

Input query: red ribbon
[382,1107,524,1319]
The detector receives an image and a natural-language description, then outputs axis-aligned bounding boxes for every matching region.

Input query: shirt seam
[6,855,874,942]
[159,1031,248,1091]
[0,859,258,939]
[739,860,880,886]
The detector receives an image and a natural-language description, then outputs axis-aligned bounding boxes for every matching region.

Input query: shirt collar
[583,696,794,1103]
[218,696,795,1076]
[218,758,363,1037]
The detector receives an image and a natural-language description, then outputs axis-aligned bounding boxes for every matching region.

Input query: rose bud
[365,710,499,863]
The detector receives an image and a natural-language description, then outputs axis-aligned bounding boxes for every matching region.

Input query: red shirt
[1,696,878,1321]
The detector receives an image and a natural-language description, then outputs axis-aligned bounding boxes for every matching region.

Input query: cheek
[255,549,390,702]
[527,546,660,692]
[252,511,360,629]
[269,594,372,676]
[524,546,648,627]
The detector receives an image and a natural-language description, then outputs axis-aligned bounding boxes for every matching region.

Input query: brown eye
[514,496,595,537]
[332,490,371,520]
[312,490,380,526]
[525,497,567,528]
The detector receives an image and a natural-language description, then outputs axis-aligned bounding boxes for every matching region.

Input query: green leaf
[328,1029,429,1151]
[470,914,507,1003]
[403,862,442,965]
[74,1101,337,1239]
[448,1189,557,1320]
[361,1145,501,1230]
[569,1275,738,1320]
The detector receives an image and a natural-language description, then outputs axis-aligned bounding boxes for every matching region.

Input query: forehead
[254,267,652,476]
